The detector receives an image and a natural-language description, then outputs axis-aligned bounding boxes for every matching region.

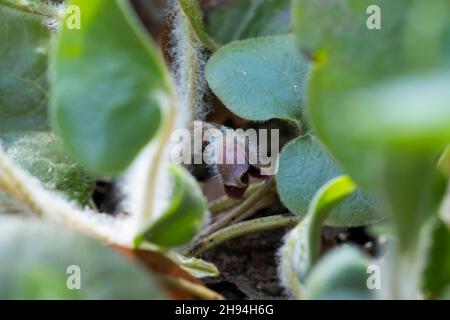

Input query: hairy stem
[202,179,276,236]
[171,0,209,120]
[187,215,299,257]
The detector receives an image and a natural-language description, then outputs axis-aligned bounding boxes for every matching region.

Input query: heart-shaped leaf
[206,34,310,123]
[206,0,291,44]
[276,135,380,227]
[51,0,173,175]
[0,216,164,299]
[135,165,206,248]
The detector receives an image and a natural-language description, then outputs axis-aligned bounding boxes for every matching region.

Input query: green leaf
[310,72,450,250]
[276,135,380,227]
[317,73,450,158]
[206,0,291,44]
[298,1,450,252]
[177,0,218,51]
[290,0,450,298]
[301,175,357,266]
[206,34,310,122]
[2,131,93,205]
[293,0,450,87]
[0,3,50,132]
[304,245,373,300]
[297,1,450,187]
[136,165,206,248]
[296,1,450,186]
[51,0,173,175]
[0,216,164,299]
[278,176,356,298]
[0,2,93,204]
[422,219,450,299]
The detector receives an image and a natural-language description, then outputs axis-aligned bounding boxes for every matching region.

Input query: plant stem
[177,0,219,52]
[167,252,220,278]
[208,181,268,215]
[202,178,276,236]
[156,274,224,300]
[187,214,299,257]
[171,0,210,120]
[233,193,276,223]
[278,226,304,299]
[141,98,177,224]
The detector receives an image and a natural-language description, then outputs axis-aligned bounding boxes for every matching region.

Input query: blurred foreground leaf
[0,2,93,204]
[422,219,450,299]
[136,165,206,248]
[279,176,357,298]
[51,0,172,175]
[0,216,164,299]
[305,246,373,300]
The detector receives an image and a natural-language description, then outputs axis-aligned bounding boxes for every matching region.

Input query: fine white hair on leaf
[166,0,210,121]
[0,144,134,246]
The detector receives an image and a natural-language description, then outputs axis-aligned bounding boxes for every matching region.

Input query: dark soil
[201,217,291,300]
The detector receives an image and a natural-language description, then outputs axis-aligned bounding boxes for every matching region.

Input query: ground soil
[201,215,291,300]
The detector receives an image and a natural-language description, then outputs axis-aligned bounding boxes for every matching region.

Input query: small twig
[156,274,224,300]
[208,181,268,215]
[187,215,299,257]
[202,179,276,236]
[185,193,276,256]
